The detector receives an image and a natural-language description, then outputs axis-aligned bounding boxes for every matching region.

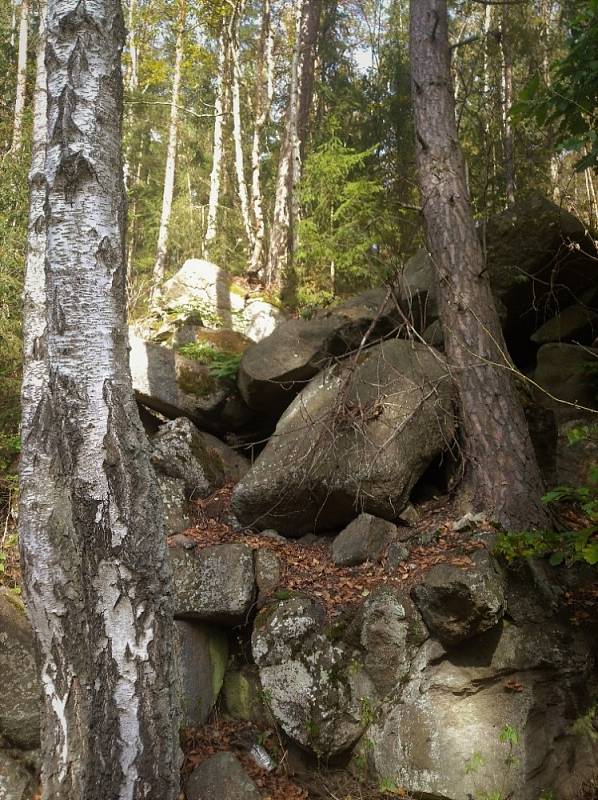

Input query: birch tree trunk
[125,0,139,92]
[204,26,229,254]
[19,0,180,797]
[410,0,550,530]
[248,0,274,278]
[230,3,254,248]
[151,0,186,303]
[267,0,320,287]
[11,0,28,151]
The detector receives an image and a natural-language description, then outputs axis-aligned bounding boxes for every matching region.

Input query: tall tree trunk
[267,0,320,288]
[151,0,186,303]
[499,2,515,206]
[204,26,229,254]
[230,2,254,248]
[125,0,139,92]
[19,0,180,797]
[409,0,550,530]
[248,0,274,278]
[11,0,28,151]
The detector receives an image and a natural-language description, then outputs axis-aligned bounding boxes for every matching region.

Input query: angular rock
[175,620,228,727]
[533,343,598,414]
[367,621,597,800]
[151,417,224,500]
[201,431,250,482]
[531,304,598,344]
[243,299,284,342]
[157,475,191,535]
[238,288,403,416]
[186,752,261,800]
[254,549,282,607]
[252,597,376,757]
[348,588,427,696]
[332,514,398,566]
[233,340,456,535]
[169,543,255,625]
[130,332,255,433]
[0,592,40,750]
[411,550,505,646]
[223,665,269,724]
[0,751,35,800]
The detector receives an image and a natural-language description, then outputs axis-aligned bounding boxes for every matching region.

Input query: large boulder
[175,620,228,727]
[233,339,456,535]
[185,752,261,800]
[367,621,597,800]
[252,596,376,757]
[531,304,598,345]
[156,475,192,535]
[129,332,255,434]
[159,258,284,341]
[237,288,403,416]
[0,592,40,750]
[151,417,225,500]
[411,550,505,647]
[169,543,255,625]
[533,343,598,416]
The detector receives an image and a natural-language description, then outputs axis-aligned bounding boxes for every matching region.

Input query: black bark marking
[55,151,96,202]
[51,86,81,146]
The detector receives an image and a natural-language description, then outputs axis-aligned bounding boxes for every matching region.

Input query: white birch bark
[249,0,274,277]
[204,27,229,252]
[11,0,29,151]
[19,0,179,796]
[500,2,515,205]
[151,0,186,303]
[266,0,303,286]
[125,0,139,92]
[230,4,254,248]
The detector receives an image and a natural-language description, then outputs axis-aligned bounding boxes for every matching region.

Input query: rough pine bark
[18,0,180,797]
[11,0,28,150]
[151,0,186,303]
[409,0,550,530]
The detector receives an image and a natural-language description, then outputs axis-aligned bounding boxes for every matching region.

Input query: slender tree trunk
[267,0,320,287]
[499,2,515,205]
[19,0,180,797]
[249,0,274,278]
[204,26,229,254]
[409,0,550,530]
[125,0,139,92]
[11,0,28,151]
[230,2,254,248]
[151,0,186,303]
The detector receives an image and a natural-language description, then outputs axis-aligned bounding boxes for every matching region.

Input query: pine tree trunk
[248,0,274,278]
[19,0,180,797]
[230,2,254,248]
[409,0,550,531]
[151,0,186,303]
[11,0,28,151]
[204,26,229,253]
[500,2,515,206]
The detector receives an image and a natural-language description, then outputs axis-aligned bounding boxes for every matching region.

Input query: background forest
[1,0,597,519]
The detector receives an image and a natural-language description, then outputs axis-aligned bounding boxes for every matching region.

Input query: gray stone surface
[531,303,598,344]
[223,665,269,725]
[0,592,40,750]
[233,339,456,535]
[252,597,376,757]
[174,620,228,727]
[0,751,35,800]
[151,417,225,500]
[157,475,191,535]
[411,550,505,646]
[332,514,398,566]
[169,543,255,625]
[237,288,402,415]
[367,621,597,800]
[185,751,261,800]
[254,549,282,607]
